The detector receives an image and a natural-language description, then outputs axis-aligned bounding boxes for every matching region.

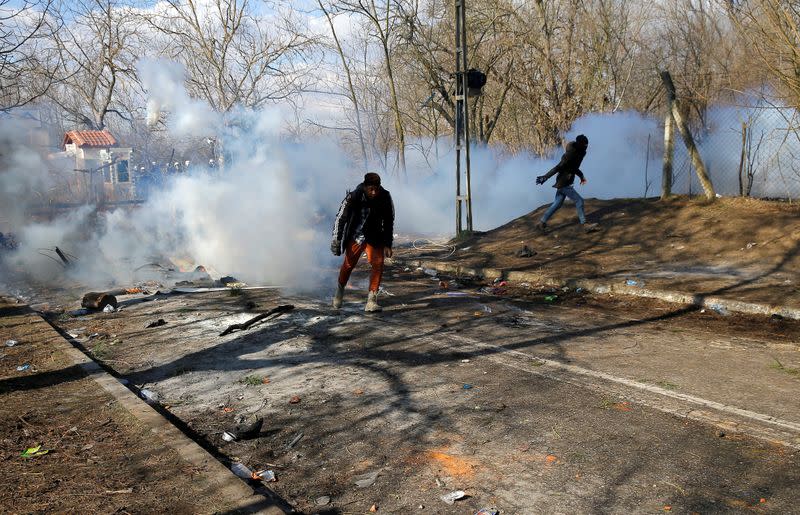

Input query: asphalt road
[49,265,800,513]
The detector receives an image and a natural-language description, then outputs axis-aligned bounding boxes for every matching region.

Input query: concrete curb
[401,258,800,321]
[7,298,288,515]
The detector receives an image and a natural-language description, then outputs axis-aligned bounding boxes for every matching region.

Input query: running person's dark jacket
[332,184,394,255]
[541,141,586,188]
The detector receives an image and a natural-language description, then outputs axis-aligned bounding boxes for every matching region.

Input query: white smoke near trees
[2,61,794,291]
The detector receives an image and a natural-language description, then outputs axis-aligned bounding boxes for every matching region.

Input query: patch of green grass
[770,358,800,377]
[91,342,108,360]
[568,451,588,463]
[655,380,679,390]
[238,374,264,386]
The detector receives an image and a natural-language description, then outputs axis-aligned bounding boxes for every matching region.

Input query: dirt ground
[0,297,250,514]
[395,197,800,307]
[34,265,800,514]
[3,195,800,513]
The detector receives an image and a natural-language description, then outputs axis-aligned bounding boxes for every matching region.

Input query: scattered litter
[445,292,470,297]
[746,242,756,249]
[105,488,134,494]
[286,432,304,448]
[315,496,331,506]
[700,309,706,313]
[289,395,301,404]
[16,363,30,372]
[146,319,167,328]
[475,509,499,515]
[438,280,449,290]
[139,389,158,404]
[5,339,17,347]
[354,388,365,395]
[230,417,263,440]
[81,292,118,311]
[219,304,294,336]
[576,287,584,293]
[378,286,395,296]
[102,304,116,313]
[708,303,728,316]
[497,281,508,287]
[544,295,557,302]
[461,246,471,251]
[463,384,473,390]
[625,279,640,287]
[222,431,237,442]
[461,359,470,363]
[515,245,535,258]
[230,462,253,480]
[20,445,49,458]
[252,469,276,482]
[481,305,492,313]
[403,267,411,272]
[423,268,438,277]
[441,490,467,505]
[370,505,378,512]
[354,469,381,488]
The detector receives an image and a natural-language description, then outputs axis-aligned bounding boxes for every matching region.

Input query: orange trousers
[337,240,384,292]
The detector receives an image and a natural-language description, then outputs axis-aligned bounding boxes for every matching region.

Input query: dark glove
[330,238,342,256]
[535,175,546,185]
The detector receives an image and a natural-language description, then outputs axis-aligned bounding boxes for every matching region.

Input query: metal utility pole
[454,0,473,236]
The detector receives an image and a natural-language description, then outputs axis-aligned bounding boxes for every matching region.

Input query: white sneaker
[365,290,382,312]
[333,284,344,309]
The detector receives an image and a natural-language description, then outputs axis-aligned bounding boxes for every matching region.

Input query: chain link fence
[669,95,800,200]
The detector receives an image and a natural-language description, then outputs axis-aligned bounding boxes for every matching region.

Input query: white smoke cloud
[2,69,798,294]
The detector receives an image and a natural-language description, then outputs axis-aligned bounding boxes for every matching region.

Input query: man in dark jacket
[331,172,395,312]
[535,134,599,233]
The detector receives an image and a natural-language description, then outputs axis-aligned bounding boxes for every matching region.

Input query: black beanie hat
[364,172,381,186]
[576,134,588,145]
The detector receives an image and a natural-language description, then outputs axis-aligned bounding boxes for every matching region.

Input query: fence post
[738,121,747,196]
[660,70,716,200]
[662,106,674,199]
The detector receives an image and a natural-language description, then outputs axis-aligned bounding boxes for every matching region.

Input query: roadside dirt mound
[398,196,800,306]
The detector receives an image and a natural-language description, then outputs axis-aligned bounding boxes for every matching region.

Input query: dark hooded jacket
[332,183,394,253]
[541,141,587,188]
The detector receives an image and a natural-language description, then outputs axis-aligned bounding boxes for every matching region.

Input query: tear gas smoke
[1,61,798,292]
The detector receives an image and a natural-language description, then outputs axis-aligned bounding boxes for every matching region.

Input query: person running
[331,172,395,312]
[535,134,599,233]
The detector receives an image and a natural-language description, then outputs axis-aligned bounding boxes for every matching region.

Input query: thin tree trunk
[662,106,674,199]
[318,0,368,171]
[660,70,715,200]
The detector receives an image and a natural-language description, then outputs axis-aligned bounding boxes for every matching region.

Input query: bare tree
[146,0,316,113]
[317,0,369,170]
[0,0,61,111]
[335,0,407,175]
[729,0,800,106]
[44,0,141,130]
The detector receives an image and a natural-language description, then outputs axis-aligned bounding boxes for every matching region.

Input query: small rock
[315,496,331,506]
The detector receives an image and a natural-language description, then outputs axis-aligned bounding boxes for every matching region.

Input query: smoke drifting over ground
[1,61,796,291]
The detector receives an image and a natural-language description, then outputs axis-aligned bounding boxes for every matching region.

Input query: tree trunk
[661,107,674,199]
[660,70,715,200]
